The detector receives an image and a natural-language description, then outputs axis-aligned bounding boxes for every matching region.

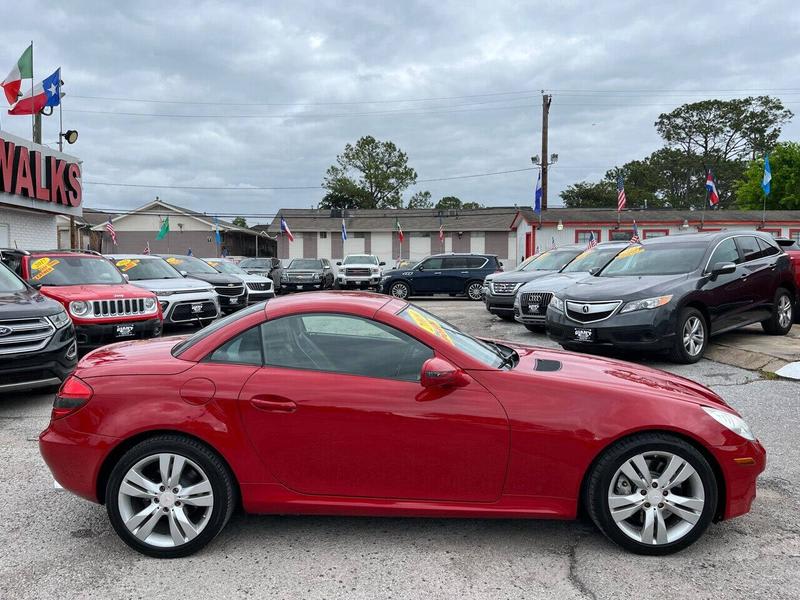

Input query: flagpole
[58,74,64,152]
[30,40,34,141]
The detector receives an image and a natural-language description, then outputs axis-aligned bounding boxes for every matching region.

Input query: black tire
[466,280,484,301]
[669,307,707,364]
[524,324,543,332]
[761,288,794,335]
[495,313,515,322]
[389,281,410,299]
[585,432,717,556]
[106,434,235,558]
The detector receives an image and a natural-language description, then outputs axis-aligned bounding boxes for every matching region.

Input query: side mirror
[336,261,342,266]
[379,261,386,266]
[710,262,736,277]
[29,281,43,290]
[180,270,188,277]
[417,265,424,271]
[420,357,470,389]
[122,273,130,281]
[499,261,504,267]
[324,265,331,270]
[589,267,601,276]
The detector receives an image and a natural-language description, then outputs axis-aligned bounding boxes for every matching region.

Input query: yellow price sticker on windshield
[574,250,593,261]
[166,257,184,265]
[30,257,60,281]
[405,308,453,345]
[115,259,140,272]
[616,245,645,259]
[207,261,220,266]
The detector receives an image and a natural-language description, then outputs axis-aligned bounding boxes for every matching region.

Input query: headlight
[47,309,71,329]
[281,273,288,281]
[312,273,321,281]
[549,296,565,312]
[371,268,380,275]
[702,406,756,441]
[514,294,521,307]
[619,295,673,314]
[69,300,90,317]
[143,297,157,312]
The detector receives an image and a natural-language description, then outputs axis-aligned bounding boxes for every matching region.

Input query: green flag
[156,216,170,240]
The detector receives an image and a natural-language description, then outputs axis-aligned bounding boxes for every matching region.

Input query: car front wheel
[389,281,410,299]
[669,307,707,363]
[586,432,717,555]
[106,435,235,558]
[761,288,794,335]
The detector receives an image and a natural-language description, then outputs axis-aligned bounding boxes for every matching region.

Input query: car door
[735,235,775,323]
[441,256,468,292]
[411,257,444,293]
[700,236,750,332]
[236,312,509,502]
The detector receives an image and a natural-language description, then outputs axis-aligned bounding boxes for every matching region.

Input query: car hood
[489,269,561,284]
[0,290,64,318]
[507,343,728,409]
[129,278,213,292]
[235,273,273,284]
[561,274,689,301]
[77,336,195,377]
[183,272,241,286]
[518,272,593,294]
[39,283,156,302]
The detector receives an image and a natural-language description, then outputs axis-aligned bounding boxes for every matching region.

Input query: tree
[406,190,432,209]
[318,183,371,210]
[322,135,417,209]
[231,216,248,227]
[435,196,462,209]
[461,201,483,209]
[736,142,800,210]
[560,181,617,208]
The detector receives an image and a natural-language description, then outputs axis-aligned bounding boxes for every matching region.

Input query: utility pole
[540,93,552,211]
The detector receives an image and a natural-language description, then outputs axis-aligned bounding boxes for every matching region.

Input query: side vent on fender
[534,358,562,372]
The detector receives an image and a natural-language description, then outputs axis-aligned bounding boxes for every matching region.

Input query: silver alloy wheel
[467,282,483,300]
[117,453,214,548]
[608,451,705,545]
[391,282,409,299]
[682,315,705,357]
[777,295,793,329]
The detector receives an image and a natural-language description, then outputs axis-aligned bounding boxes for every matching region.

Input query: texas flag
[9,68,61,116]
[706,171,720,207]
[280,216,294,242]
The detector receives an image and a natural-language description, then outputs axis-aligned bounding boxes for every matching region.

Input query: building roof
[255,206,521,233]
[512,207,800,228]
[86,199,258,233]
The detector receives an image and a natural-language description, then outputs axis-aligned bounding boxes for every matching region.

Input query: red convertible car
[40,292,765,558]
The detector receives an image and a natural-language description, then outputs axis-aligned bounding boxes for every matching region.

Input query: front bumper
[546,305,677,351]
[338,275,381,288]
[281,280,325,291]
[712,438,767,520]
[246,290,275,303]
[0,326,77,393]
[484,292,517,315]
[217,293,248,313]
[158,291,221,324]
[74,317,162,350]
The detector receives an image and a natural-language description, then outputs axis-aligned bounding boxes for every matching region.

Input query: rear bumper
[74,317,162,350]
[0,327,77,393]
[712,438,767,520]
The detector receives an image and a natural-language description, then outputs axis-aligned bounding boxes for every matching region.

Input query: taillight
[52,375,93,420]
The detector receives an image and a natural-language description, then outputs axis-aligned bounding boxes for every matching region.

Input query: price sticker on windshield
[616,245,645,259]
[405,308,453,345]
[30,257,60,281]
[115,259,140,272]
[166,257,184,266]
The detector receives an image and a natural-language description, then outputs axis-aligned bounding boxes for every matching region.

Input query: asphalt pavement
[0,298,798,600]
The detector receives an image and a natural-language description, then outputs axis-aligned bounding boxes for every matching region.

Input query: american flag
[630,221,641,244]
[105,217,117,245]
[587,231,598,249]
[438,217,444,243]
[617,175,627,212]
[143,241,151,255]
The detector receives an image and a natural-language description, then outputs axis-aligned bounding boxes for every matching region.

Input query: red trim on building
[574,229,601,243]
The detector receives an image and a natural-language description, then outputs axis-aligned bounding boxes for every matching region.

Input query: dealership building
[0,130,82,250]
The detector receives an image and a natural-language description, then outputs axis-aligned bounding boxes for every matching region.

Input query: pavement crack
[567,536,597,600]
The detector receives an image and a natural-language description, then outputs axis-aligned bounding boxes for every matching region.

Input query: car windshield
[240,259,269,268]
[601,243,707,277]
[162,255,219,274]
[397,305,507,369]
[28,255,125,286]
[0,263,26,292]
[561,247,622,273]
[343,255,378,265]
[204,259,246,275]
[288,259,322,270]
[112,257,182,280]
[520,249,582,271]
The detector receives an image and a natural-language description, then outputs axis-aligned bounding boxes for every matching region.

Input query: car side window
[466,256,488,269]
[708,238,740,268]
[261,313,433,381]
[207,325,263,365]
[757,238,780,257]
[443,256,468,269]
[736,236,762,262]
[421,257,443,270]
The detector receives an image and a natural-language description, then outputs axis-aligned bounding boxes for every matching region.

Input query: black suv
[546,231,797,363]
[157,254,248,313]
[279,258,335,292]
[381,253,501,300]
[239,257,283,285]
[0,261,77,393]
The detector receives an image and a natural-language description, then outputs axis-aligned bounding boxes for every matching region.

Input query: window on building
[643,229,669,239]
[471,231,485,238]
[351,232,366,238]
[609,230,633,241]
[759,228,781,237]
[319,231,328,239]
[575,230,601,244]
[790,229,800,244]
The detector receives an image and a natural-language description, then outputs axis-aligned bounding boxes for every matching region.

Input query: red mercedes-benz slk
[40,292,765,558]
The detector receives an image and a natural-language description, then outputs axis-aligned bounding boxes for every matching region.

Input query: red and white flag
[280,216,294,242]
[706,171,719,206]
[105,217,117,245]
[617,175,627,212]
[1,44,32,105]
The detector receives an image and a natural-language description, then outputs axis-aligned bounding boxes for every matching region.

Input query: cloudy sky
[2,0,799,223]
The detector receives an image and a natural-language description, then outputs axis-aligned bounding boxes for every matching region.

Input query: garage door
[409,235,430,262]
[0,224,9,248]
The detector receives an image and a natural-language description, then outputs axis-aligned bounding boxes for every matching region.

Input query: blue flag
[534,171,542,214]
[42,68,62,108]
[341,218,348,241]
[213,216,222,246]
[762,154,772,196]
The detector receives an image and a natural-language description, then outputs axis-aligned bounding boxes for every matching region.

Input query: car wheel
[390,281,410,299]
[106,434,235,558]
[669,307,707,364]
[761,288,794,335]
[494,313,515,321]
[466,281,483,301]
[586,432,717,555]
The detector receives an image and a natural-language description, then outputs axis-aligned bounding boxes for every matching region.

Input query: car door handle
[460,271,470,274]
[250,396,297,413]
[433,271,442,275]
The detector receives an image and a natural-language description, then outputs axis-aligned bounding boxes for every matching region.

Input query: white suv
[336,254,385,290]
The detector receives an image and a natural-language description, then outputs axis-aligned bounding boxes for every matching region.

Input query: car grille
[490,281,519,295]
[92,298,148,317]
[285,272,316,283]
[215,284,246,297]
[247,281,272,292]
[565,300,622,323]
[520,292,553,315]
[344,268,371,277]
[0,317,55,355]
[170,301,220,322]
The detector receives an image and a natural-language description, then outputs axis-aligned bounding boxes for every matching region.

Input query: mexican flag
[1,45,33,105]
[395,217,404,243]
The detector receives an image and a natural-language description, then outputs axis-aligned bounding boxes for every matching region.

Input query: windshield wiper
[485,340,517,369]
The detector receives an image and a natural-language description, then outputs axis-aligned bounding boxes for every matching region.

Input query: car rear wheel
[669,307,707,364]
[761,288,794,335]
[389,281,410,299]
[586,433,717,555]
[106,435,235,558]
[466,281,484,301]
